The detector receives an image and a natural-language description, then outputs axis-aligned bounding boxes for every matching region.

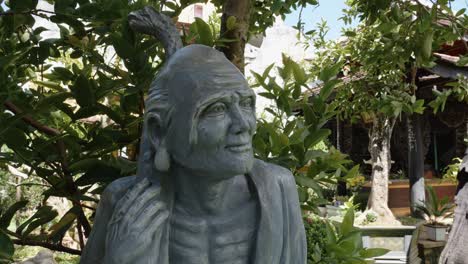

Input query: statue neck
[172,165,249,216]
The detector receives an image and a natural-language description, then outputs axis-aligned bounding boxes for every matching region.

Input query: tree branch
[4,101,61,137]
[4,100,92,236]
[12,239,81,255]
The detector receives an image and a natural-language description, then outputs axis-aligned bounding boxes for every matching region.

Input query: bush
[304,209,389,264]
[304,217,329,262]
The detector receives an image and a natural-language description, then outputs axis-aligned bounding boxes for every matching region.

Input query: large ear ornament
[154,142,171,172]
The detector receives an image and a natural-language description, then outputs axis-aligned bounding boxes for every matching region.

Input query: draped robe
[80,159,307,264]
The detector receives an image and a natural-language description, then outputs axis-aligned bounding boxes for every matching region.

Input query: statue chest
[169,199,259,264]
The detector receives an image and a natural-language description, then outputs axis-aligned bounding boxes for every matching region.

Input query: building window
[194,5,203,18]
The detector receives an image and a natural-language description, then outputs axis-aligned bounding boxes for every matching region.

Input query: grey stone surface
[439,166,468,264]
[80,7,306,264]
[16,250,57,264]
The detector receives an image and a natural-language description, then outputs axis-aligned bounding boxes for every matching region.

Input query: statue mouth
[225,143,251,153]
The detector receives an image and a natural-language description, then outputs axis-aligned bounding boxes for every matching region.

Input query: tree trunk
[407,114,426,216]
[367,115,399,224]
[219,0,251,73]
[15,176,23,228]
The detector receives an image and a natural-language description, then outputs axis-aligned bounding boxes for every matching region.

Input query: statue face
[165,75,256,179]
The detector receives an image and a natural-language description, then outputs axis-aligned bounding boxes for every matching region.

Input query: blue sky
[285,0,468,40]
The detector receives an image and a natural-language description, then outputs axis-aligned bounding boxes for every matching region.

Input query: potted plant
[414,186,455,241]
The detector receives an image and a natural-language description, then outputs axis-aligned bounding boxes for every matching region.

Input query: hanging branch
[12,239,81,255]
[3,100,91,237]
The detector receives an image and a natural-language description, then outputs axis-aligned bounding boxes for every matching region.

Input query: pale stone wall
[178,2,216,23]
[244,18,315,117]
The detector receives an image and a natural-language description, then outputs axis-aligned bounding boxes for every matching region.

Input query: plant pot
[425,224,447,241]
[317,206,327,217]
[326,205,341,217]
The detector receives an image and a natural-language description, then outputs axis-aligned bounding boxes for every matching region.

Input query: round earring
[154,146,170,171]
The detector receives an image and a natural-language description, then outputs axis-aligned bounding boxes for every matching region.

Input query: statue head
[138,45,256,182]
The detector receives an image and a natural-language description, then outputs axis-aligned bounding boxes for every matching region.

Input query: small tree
[311,0,466,223]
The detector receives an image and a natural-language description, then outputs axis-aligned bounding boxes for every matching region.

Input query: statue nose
[230,107,250,135]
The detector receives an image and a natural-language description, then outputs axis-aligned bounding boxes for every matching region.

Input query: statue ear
[146,112,171,171]
[146,112,166,149]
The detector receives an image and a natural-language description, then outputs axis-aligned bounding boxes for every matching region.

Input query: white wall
[245,18,315,117]
[178,2,216,23]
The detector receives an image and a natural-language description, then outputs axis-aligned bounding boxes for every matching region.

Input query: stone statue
[80,7,306,264]
[439,150,468,264]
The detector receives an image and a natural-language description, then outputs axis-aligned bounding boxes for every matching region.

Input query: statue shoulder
[252,159,295,186]
[101,176,138,207]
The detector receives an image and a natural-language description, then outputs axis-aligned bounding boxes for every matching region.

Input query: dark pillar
[408,114,425,216]
[336,118,348,196]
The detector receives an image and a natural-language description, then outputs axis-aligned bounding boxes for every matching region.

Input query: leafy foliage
[251,55,361,212]
[442,157,463,182]
[0,230,14,264]
[429,75,468,113]
[306,0,467,221]
[414,186,455,226]
[307,209,389,264]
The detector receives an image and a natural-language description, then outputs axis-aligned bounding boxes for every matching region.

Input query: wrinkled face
[165,75,256,179]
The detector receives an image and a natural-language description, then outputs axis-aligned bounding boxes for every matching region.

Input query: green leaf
[111,33,135,59]
[96,104,124,125]
[0,201,28,229]
[36,92,73,109]
[1,127,28,149]
[16,206,56,235]
[22,210,58,236]
[359,248,389,258]
[33,80,63,91]
[304,129,330,149]
[164,1,178,10]
[325,221,337,244]
[335,239,356,256]
[0,230,14,262]
[226,16,237,31]
[258,92,276,100]
[75,164,121,186]
[319,79,340,100]
[291,61,307,84]
[53,67,74,81]
[71,74,95,107]
[412,99,425,114]
[262,64,275,80]
[344,165,360,180]
[340,230,362,251]
[68,158,107,172]
[70,49,83,58]
[9,0,38,12]
[457,56,468,67]
[340,208,355,236]
[319,63,342,82]
[455,8,466,16]
[48,207,78,243]
[295,175,323,196]
[193,18,214,46]
[421,30,434,60]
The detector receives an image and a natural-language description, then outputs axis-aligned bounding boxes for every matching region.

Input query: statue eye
[204,102,226,116]
[240,97,253,108]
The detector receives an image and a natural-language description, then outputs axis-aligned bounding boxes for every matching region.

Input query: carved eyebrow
[189,91,232,145]
[197,92,233,111]
[236,89,255,98]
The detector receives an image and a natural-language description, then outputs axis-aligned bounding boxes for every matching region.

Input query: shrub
[304,217,329,262]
